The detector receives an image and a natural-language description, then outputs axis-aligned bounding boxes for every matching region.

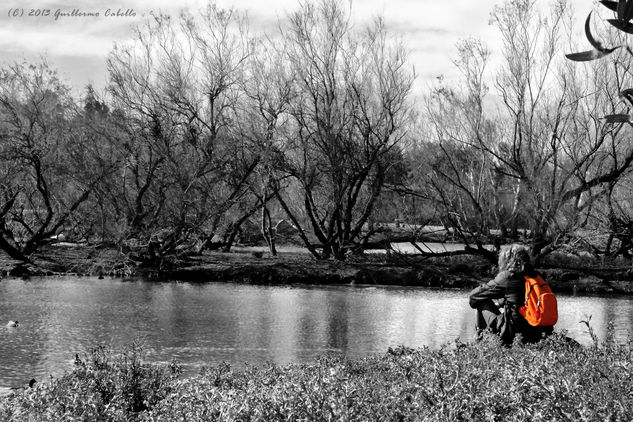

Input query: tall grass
[1,332,631,421]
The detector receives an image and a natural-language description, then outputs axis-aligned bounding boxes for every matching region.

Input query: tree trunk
[261,205,277,257]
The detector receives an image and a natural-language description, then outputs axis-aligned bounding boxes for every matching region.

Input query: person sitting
[469,244,553,345]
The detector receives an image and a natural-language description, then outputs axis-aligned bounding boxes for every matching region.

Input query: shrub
[0,342,180,421]
[1,333,632,421]
[147,333,633,421]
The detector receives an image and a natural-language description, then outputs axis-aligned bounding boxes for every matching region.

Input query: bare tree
[106,5,261,262]
[0,62,112,261]
[417,0,633,259]
[418,39,507,257]
[274,0,415,260]
[240,39,295,256]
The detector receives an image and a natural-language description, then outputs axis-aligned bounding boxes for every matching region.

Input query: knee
[470,298,496,311]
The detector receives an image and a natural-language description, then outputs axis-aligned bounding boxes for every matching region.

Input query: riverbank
[3,243,633,295]
[1,333,630,421]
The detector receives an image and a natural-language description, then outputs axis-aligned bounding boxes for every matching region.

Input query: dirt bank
[2,244,633,295]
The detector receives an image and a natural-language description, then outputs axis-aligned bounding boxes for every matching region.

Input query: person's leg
[475,299,501,332]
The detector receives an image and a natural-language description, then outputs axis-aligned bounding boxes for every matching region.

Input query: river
[1,276,632,388]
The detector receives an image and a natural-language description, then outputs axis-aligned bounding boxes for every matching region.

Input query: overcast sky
[0,0,595,96]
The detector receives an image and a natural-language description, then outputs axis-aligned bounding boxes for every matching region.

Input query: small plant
[580,314,600,347]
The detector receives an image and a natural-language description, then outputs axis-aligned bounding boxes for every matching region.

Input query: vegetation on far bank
[1,331,631,421]
[4,242,633,296]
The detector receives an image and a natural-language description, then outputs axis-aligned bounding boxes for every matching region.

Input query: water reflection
[1,277,632,388]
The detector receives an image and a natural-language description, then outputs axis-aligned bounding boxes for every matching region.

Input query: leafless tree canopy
[1,0,633,263]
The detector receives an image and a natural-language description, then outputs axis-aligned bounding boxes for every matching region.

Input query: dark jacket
[468,270,525,309]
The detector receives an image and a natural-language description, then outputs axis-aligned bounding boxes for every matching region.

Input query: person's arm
[468,271,510,308]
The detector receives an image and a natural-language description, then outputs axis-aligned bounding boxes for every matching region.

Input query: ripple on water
[1,277,632,387]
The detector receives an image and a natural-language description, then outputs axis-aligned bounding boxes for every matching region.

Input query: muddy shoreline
[161,260,633,295]
[3,245,633,295]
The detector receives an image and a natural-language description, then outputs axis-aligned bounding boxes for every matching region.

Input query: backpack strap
[524,276,537,307]
[524,275,548,308]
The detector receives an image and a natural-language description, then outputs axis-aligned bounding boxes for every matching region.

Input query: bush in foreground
[1,332,632,421]
[0,343,180,421]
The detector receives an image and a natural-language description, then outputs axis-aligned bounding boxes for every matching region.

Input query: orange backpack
[519,275,558,327]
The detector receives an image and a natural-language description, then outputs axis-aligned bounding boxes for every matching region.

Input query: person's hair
[497,244,532,274]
